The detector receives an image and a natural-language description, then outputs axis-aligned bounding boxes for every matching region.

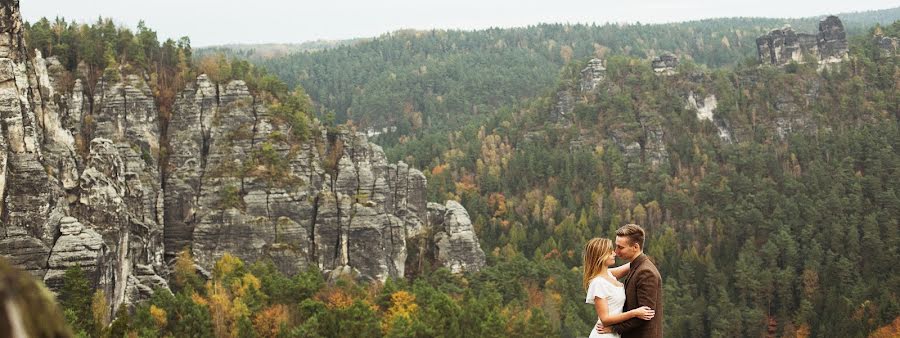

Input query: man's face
[615,236,640,261]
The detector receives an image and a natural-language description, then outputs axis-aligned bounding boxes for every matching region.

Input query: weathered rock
[757,16,849,66]
[580,58,606,92]
[43,217,104,290]
[428,201,486,274]
[551,90,575,123]
[651,53,678,75]
[686,92,732,142]
[164,74,219,259]
[0,0,54,278]
[0,0,486,317]
[818,16,849,63]
[874,34,899,59]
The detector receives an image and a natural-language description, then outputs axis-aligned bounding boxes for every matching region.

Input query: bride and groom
[584,224,663,338]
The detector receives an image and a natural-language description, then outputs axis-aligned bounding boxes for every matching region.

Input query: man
[597,224,663,338]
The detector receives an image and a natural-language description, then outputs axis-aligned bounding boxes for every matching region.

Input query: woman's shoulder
[589,275,607,285]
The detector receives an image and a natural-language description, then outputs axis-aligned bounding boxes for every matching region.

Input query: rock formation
[0,0,485,315]
[551,91,575,124]
[580,58,606,91]
[651,53,678,74]
[756,16,849,66]
[874,34,899,59]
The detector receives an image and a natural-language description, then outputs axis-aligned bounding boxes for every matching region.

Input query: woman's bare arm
[609,263,630,279]
[593,296,639,326]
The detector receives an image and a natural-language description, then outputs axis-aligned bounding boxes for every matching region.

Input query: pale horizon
[21,1,900,47]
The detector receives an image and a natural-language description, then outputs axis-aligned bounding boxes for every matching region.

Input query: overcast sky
[21,0,900,47]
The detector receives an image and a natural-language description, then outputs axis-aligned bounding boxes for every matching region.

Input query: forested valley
[9,5,900,338]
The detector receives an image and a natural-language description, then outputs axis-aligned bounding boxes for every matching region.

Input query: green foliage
[269,88,313,141]
[59,265,95,334]
[245,10,900,151]
[219,184,244,210]
[25,11,900,338]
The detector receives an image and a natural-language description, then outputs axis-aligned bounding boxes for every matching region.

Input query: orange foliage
[431,164,447,176]
[869,316,900,338]
[488,193,508,217]
[318,287,354,309]
[253,305,289,338]
[794,323,810,338]
[543,248,561,260]
[524,282,544,308]
[150,305,167,329]
[455,174,479,194]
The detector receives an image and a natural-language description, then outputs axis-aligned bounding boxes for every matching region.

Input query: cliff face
[0,0,485,313]
[163,76,484,281]
[756,16,850,66]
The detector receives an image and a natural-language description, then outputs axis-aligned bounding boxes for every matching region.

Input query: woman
[583,237,654,338]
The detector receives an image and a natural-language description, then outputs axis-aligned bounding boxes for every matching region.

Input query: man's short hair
[616,224,645,249]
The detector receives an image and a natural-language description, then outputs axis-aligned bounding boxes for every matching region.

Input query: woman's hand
[630,306,655,320]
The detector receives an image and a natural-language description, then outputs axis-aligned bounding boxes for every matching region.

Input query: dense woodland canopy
[252,8,900,138]
[20,10,900,338]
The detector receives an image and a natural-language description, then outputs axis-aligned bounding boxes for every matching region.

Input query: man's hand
[596,322,613,334]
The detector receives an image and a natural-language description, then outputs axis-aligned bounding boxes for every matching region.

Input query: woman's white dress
[585,270,626,338]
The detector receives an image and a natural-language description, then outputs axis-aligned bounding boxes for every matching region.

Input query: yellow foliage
[198,273,258,338]
[541,195,559,225]
[231,273,261,298]
[174,248,196,289]
[793,323,810,338]
[191,291,208,306]
[150,305,167,329]
[382,291,419,334]
[214,253,244,280]
[91,290,109,330]
[488,193,508,217]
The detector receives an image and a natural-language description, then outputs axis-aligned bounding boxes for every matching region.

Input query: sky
[21,0,900,47]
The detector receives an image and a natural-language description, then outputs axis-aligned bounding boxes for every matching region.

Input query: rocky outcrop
[42,217,103,291]
[686,92,732,143]
[651,53,678,75]
[428,201,485,274]
[0,1,170,315]
[1,0,485,316]
[874,34,899,59]
[756,16,849,66]
[580,58,606,92]
[818,16,849,63]
[164,83,476,282]
[551,91,575,124]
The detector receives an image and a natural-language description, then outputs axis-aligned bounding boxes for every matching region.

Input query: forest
[17,9,900,338]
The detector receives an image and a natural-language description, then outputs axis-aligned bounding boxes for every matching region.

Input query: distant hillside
[196,39,366,60]
[390,21,900,337]
[250,7,900,138]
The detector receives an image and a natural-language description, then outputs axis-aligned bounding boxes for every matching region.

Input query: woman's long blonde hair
[583,237,614,290]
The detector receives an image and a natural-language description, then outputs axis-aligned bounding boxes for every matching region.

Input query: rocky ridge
[756,15,850,66]
[0,0,485,315]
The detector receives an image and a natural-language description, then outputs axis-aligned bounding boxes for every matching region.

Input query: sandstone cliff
[0,0,485,315]
[756,16,850,66]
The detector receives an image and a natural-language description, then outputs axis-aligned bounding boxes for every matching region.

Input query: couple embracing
[583,224,663,338]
